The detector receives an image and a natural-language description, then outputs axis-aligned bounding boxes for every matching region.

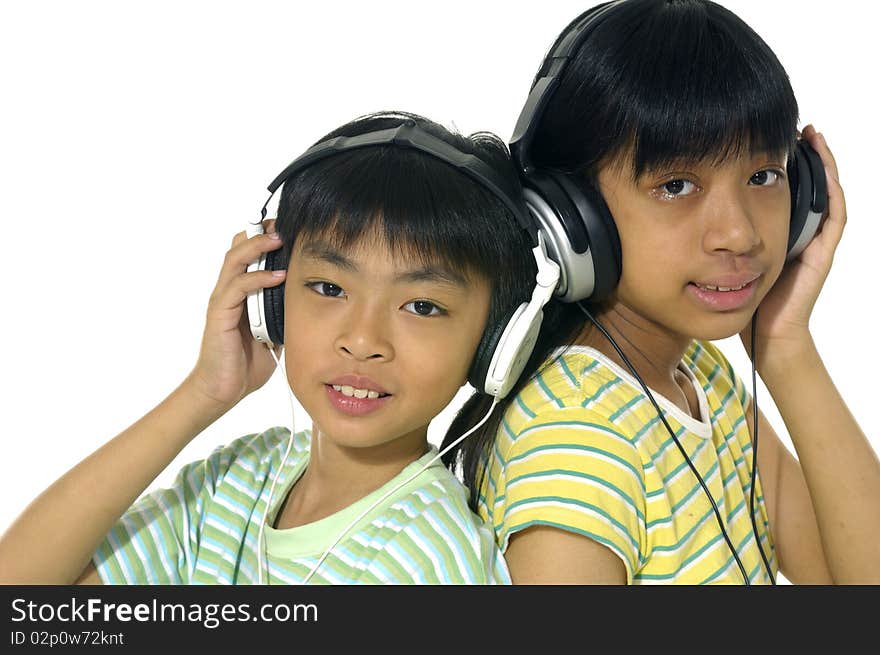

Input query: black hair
[533,0,800,179]
[442,0,800,512]
[274,110,536,402]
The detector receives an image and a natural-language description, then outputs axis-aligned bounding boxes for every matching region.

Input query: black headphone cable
[748,311,777,584]
[577,302,751,584]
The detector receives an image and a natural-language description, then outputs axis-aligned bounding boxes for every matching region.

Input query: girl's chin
[678,312,756,342]
[593,294,758,344]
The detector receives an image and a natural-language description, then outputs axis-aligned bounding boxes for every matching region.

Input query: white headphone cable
[300,396,500,585]
[256,346,297,585]
[255,346,500,584]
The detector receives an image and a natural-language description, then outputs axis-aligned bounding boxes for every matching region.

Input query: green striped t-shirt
[93,428,510,584]
[477,340,777,584]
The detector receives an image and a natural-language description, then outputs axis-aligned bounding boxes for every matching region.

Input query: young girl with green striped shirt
[0,112,541,585]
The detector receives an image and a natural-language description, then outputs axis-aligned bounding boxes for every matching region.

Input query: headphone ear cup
[468,212,561,397]
[522,169,621,303]
[787,139,828,260]
[554,171,621,302]
[468,301,545,399]
[263,247,286,346]
[468,310,511,394]
[523,170,591,253]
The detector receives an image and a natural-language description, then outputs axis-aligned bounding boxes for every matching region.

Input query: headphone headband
[247,118,560,400]
[264,121,538,244]
[510,1,622,174]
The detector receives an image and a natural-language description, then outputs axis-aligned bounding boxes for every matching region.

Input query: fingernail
[268,232,281,239]
[271,269,286,277]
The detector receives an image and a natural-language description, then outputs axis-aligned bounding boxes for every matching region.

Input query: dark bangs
[278,146,514,282]
[274,113,535,331]
[531,0,799,179]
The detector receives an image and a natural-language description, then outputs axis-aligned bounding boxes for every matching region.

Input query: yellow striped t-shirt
[476,340,776,584]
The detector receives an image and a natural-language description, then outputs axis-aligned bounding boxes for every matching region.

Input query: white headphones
[245,122,560,400]
[245,121,560,583]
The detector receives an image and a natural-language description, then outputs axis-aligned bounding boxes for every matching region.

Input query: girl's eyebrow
[300,241,357,272]
[636,149,790,180]
[299,241,469,288]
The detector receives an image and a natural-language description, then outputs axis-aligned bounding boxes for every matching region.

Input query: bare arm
[504,526,627,584]
[74,562,104,585]
[747,401,832,583]
[0,384,227,584]
[740,127,880,584]
[0,226,286,584]
[754,342,880,584]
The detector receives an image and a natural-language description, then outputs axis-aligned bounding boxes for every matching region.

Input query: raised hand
[740,125,846,370]
[186,221,287,409]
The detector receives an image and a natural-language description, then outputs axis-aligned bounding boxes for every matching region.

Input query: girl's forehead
[294,233,481,287]
[296,230,431,263]
[602,145,790,179]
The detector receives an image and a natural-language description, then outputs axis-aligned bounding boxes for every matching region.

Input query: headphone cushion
[787,141,811,254]
[787,139,827,257]
[264,247,286,346]
[535,169,621,302]
[557,172,621,302]
[468,308,515,394]
[524,170,591,255]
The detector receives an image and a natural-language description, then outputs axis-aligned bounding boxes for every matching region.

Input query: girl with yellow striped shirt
[442,0,880,584]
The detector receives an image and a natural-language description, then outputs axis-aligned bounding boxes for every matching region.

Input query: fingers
[801,124,840,183]
[211,228,286,313]
[232,219,278,247]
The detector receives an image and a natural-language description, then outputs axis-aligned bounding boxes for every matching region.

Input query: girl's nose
[334,306,394,362]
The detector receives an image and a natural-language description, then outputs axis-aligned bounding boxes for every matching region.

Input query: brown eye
[403,300,444,316]
[664,180,686,195]
[657,179,697,199]
[306,281,346,298]
[749,170,781,186]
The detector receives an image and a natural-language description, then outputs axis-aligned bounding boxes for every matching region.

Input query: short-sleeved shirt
[477,340,777,584]
[93,428,510,584]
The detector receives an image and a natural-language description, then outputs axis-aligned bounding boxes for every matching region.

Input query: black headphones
[510,0,821,584]
[509,0,828,304]
[245,120,561,399]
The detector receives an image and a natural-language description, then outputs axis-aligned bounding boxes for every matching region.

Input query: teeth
[697,281,750,292]
[332,385,382,399]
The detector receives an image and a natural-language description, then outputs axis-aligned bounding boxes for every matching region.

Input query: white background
[1,1,877,583]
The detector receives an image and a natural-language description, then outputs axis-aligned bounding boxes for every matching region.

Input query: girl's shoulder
[511,345,667,434]
[501,348,644,467]
[239,426,309,456]
[360,452,501,569]
[513,345,624,416]
[684,340,736,378]
[501,341,740,462]
[386,449,474,517]
[537,340,747,417]
[189,427,310,490]
[683,340,750,409]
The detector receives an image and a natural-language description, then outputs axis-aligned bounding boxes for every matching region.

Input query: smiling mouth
[690,273,762,293]
[324,384,393,417]
[686,275,761,312]
[692,281,753,292]
[329,384,391,399]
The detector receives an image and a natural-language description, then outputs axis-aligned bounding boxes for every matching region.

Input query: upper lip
[326,375,391,395]
[691,272,762,289]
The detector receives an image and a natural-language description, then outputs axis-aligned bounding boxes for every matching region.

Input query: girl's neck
[574,302,694,402]
[275,428,429,529]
